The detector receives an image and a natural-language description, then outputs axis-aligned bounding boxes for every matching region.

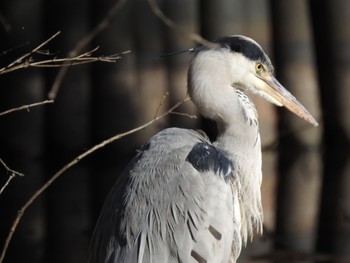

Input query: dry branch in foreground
[0,100,54,117]
[0,31,130,76]
[0,159,24,195]
[0,96,191,263]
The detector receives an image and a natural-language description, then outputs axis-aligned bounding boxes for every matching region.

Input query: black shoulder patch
[186,143,233,180]
[216,36,269,64]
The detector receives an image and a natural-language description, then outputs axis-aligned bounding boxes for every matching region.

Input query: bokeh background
[0,0,349,262]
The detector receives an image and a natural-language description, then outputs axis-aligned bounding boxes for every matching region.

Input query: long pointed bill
[256,73,319,127]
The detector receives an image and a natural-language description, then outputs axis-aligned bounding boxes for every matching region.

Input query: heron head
[210,35,318,127]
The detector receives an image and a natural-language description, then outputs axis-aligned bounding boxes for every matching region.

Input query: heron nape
[89,35,318,263]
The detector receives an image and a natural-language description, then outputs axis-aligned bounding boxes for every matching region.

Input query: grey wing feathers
[89,127,240,263]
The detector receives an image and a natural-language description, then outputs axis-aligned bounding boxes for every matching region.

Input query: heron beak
[256,72,319,127]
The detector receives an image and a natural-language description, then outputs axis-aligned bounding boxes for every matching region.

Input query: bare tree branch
[147,0,219,49]
[0,100,54,117]
[0,37,130,75]
[0,159,24,195]
[0,3,132,258]
[153,92,169,119]
[0,174,16,196]
[1,49,129,74]
[0,31,61,74]
[0,159,24,178]
[0,96,190,263]
[48,0,129,100]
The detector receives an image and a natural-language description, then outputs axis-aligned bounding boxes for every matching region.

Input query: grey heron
[89,35,318,263]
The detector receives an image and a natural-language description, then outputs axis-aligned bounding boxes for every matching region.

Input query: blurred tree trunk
[201,0,245,37]
[311,0,350,260]
[133,0,167,142]
[0,0,46,262]
[271,0,322,260]
[90,0,138,222]
[43,0,91,262]
[163,0,199,129]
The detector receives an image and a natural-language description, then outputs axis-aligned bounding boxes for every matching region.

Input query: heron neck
[214,107,263,244]
[188,48,263,243]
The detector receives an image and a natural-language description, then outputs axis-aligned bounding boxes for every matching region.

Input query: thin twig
[0,159,24,195]
[0,100,54,117]
[0,32,61,74]
[147,0,219,49]
[0,97,190,263]
[0,159,24,177]
[0,47,130,75]
[153,92,169,119]
[48,0,129,100]
[0,174,15,196]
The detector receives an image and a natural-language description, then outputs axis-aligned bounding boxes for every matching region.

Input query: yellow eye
[255,63,264,73]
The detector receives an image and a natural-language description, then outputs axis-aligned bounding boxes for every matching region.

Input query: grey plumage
[89,129,240,263]
[89,35,318,263]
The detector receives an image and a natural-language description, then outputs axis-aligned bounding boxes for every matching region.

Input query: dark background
[0,0,349,262]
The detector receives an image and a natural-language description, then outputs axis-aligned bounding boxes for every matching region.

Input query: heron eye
[255,63,264,73]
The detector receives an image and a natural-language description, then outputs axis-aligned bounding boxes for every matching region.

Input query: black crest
[162,35,271,68]
[216,36,269,64]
